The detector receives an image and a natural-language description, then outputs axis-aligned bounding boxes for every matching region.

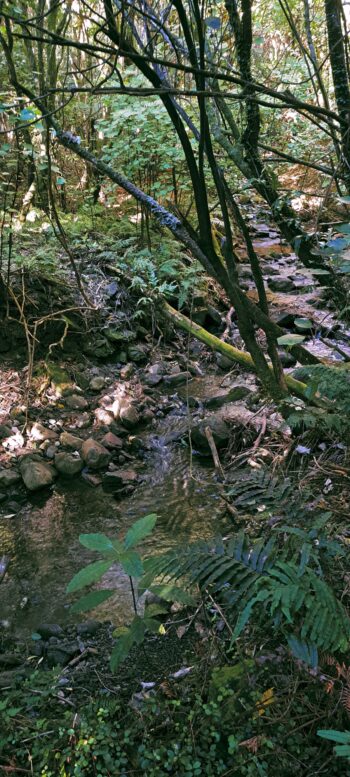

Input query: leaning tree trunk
[325,0,350,190]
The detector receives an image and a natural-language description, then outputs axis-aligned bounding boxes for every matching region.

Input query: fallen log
[163,302,307,399]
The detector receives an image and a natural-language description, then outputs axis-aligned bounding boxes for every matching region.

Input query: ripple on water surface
[0,436,228,636]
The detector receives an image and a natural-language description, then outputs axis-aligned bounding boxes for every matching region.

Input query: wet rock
[101,432,123,450]
[145,372,163,386]
[89,376,105,392]
[37,623,64,639]
[0,469,21,487]
[54,451,83,476]
[119,404,140,429]
[120,363,134,380]
[128,344,148,363]
[81,438,110,469]
[191,416,230,452]
[267,277,296,293]
[204,386,252,409]
[216,353,233,370]
[65,394,89,411]
[60,431,83,450]
[47,641,79,667]
[20,458,56,491]
[102,469,138,492]
[164,371,191,387]
[77,620,100,637]
[82,472,102,487]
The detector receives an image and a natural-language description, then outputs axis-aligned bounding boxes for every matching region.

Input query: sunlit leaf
[66,560,113,593]
[79,533,114,553]
[123,513,157,549]
[70,588,114,612]
[277,334,306,346]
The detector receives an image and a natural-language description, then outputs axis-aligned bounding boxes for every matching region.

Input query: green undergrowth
[2,646,350,777]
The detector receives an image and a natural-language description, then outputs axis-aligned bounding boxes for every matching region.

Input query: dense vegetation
[2,1,350,775]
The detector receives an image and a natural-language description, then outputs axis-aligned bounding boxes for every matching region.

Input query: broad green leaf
[144,603,169,617]
[66,560,113,593]
[70,589,114,613]
[79,533,114,553]
[110,630,134,671]
[123,513,157,549]
[119,550,143,577]
[318,730,350,744]
[294,318,312,330]
[277,334,306,346]
[56,176,66,185]
[339,264,350,273]
[148,584,196,606]
[143,617,163,634]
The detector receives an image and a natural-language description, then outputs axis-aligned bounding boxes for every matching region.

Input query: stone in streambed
[204,386,252,409]
[89,376,106,392]
[65,394,89,411]
[102,469,138,492]
[47,641,79,667]
[163,371,191,387]
[101,432,123,450]
[60,431,83,450]
[37,623,64,639]
[119,404,140,429]
[191,416,230,453]
[20,458,56,491]
[0,469,21,487]
[81,438,110,469]
[54,451,83,476]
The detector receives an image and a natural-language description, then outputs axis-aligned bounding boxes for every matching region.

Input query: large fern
[142,534,350,653]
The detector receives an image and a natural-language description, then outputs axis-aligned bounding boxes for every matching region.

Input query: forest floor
[2,202,350,774]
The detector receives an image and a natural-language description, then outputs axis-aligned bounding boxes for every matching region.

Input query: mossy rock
[45,361,74,396]
[104,328,136,344]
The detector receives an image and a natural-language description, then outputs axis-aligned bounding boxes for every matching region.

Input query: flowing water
[0,407,229,637]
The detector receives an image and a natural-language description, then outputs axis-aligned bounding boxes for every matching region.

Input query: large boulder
[191,415,230,453]
[81,439,110,469]
[54,452,83,476]
[20,457,56,491]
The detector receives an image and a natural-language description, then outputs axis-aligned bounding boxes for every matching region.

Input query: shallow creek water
[0,402,230,638]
